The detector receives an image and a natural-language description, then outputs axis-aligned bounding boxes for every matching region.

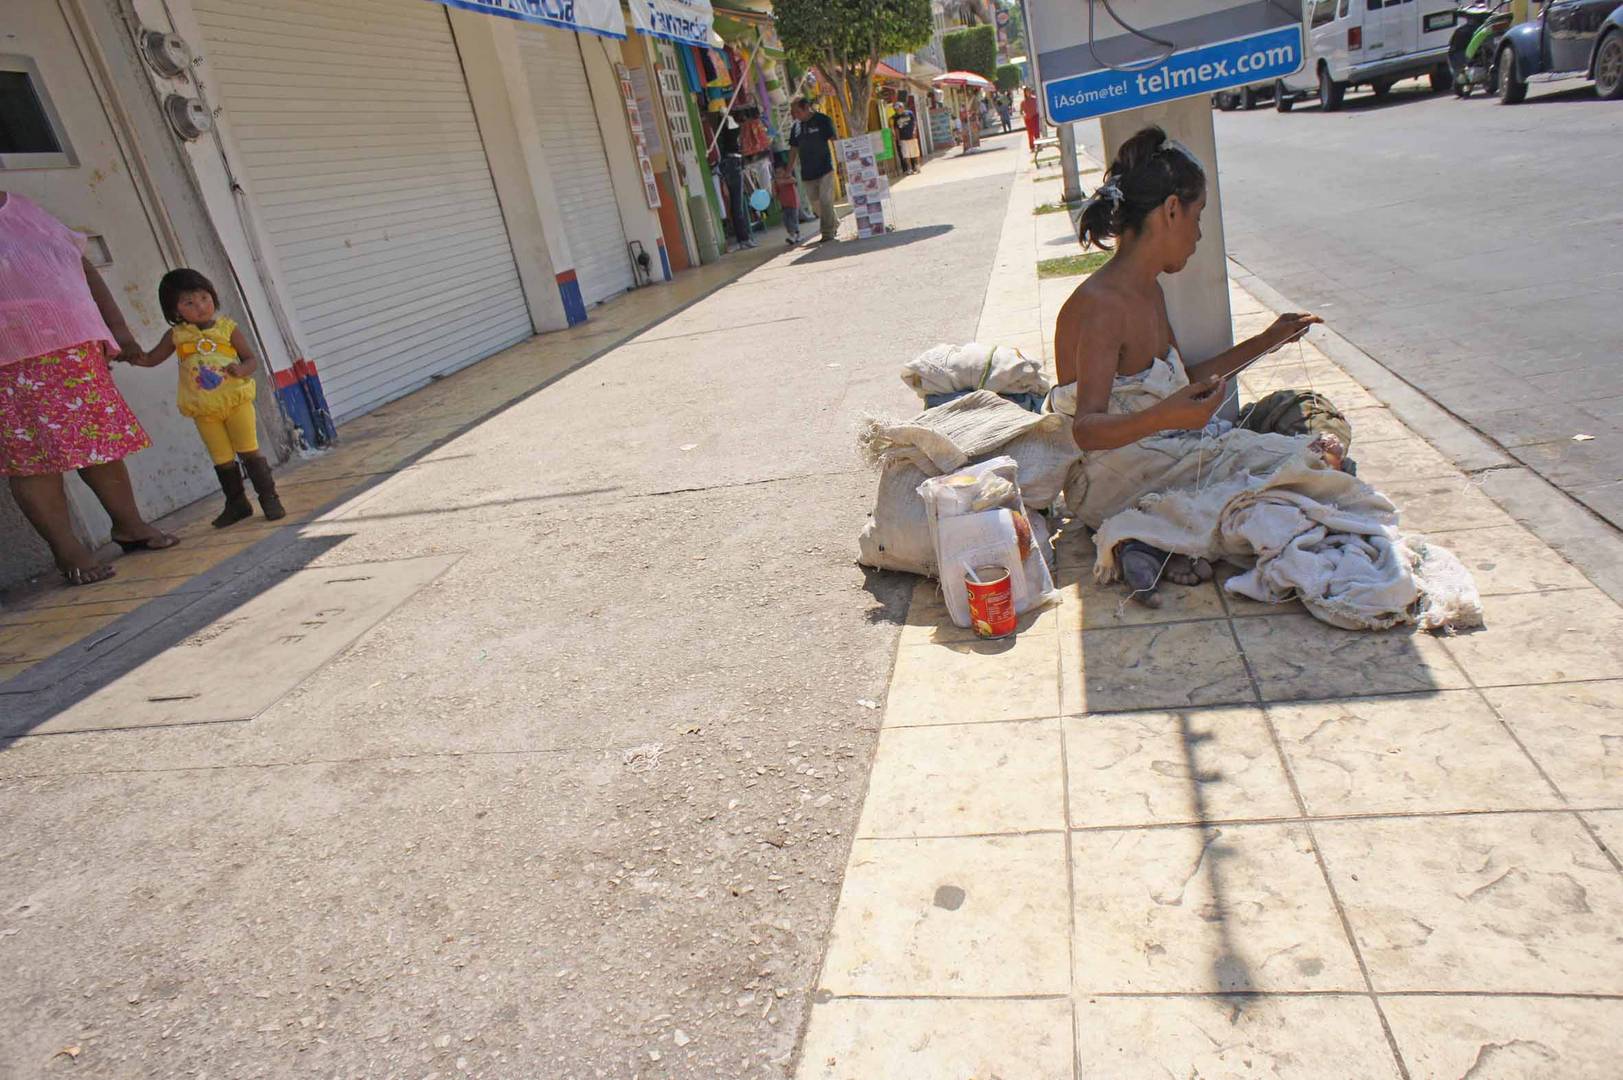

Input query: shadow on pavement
[791,224,954,264]
[858,566,914,628]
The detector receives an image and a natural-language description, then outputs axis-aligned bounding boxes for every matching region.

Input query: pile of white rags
[857,390,1083,577]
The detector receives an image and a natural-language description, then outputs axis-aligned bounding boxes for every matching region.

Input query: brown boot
[241,453,285,521]
[212,463,253,528]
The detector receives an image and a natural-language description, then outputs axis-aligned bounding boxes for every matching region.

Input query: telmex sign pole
[1022,0,1306,417]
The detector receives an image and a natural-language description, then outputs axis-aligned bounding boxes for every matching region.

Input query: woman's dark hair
[158,268,219,325]
[1077,125,1206,250]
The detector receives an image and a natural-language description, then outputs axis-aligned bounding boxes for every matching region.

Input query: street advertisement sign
[431,0,627,38]
[627,0,715,48]
[1024,0,1305,124]
[616,64,663,209]
[838,136,890,239]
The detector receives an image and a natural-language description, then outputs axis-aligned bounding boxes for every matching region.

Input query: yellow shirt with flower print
[171,316,255,418]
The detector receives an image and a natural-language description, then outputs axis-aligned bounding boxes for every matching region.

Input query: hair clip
[1159,137,1205,171]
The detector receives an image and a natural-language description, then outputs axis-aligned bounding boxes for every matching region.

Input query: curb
[1230,257,1623,606]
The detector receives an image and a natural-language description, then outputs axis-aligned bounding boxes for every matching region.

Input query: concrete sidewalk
[795,139,1623,1078]
[0,247,780,686]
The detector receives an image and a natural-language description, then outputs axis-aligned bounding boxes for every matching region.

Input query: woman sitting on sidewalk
[1050,127,1342,608]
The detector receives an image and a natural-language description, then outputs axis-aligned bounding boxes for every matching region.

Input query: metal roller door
[516,25,635,306]
[191,0,533,420]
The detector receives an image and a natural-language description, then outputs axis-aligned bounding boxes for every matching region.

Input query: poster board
[616,64,662,209]
[1023,0,1305,124]
[838,135,891,239]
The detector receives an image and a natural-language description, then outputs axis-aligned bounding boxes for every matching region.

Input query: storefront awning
[429,0,627,38]
[627,0,715,48]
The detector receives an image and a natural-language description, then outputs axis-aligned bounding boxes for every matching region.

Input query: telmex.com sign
[1025,0,1307,123]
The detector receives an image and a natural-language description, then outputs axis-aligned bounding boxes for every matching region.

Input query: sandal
[61,563,117,587]
[112,532,180,553]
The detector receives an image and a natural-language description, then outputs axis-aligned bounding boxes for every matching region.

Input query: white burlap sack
[856,459,938,576]
[860,391,1082,512]
[900,343,1051,400]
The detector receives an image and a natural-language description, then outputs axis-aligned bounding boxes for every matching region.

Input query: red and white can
[965,565,1017,638]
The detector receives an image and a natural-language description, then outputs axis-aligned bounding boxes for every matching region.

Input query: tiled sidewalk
[795,149,1623,1078]
[0,248,777,685]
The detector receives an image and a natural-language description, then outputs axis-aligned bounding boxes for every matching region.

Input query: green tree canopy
[776,0,932,135]
[995,63,1023,91]
[943,25,997,79]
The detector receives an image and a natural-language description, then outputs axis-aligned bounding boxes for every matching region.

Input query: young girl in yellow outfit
[135,269,283,527]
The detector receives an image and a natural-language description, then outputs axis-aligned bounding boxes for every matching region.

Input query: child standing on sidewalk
[132,269,284,528]
[773,155,802,245]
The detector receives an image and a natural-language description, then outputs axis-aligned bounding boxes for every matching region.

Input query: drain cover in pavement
[3,553,458,737]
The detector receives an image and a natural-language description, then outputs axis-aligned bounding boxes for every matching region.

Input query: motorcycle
[1449,0,1514,96]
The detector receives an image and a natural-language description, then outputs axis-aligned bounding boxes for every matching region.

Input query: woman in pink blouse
[1,192,177,586]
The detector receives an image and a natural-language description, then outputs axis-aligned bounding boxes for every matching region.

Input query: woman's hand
[107,332,142,365]
[1153,376,1227,431]
[1266,312,1322,348]
[224,362,251,379]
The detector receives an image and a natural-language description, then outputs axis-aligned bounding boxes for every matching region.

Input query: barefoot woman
[1051,127,1326,606]
[0,192,177,585]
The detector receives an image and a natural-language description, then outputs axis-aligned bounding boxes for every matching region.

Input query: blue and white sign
[1046,24,1303,122]
[628,0,715,48]
[430,0,627,39]
[1025,0,1306,124]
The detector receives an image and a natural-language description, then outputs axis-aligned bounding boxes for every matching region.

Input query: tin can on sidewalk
[965,565,1017,638]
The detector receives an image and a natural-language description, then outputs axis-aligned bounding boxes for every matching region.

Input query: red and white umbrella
[932,70,995,90]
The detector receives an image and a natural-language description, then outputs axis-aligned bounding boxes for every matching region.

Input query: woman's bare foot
[1309,432,1347,472]
[57,553,116,587]
[1165,554,1214,586]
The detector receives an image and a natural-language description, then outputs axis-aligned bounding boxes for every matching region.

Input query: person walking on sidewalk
[772,155,802,245]
[1021,87,1042,151]
[891,102,921,176]
[788,98,840,244]
[715,109,756,250]
[0,191,178,586]
[997,93,1014,133]
[129,269,284,528]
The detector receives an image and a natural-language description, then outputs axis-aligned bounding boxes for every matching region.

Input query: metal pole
[1058,122,1082,203]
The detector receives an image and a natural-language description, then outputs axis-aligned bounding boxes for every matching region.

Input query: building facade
[1,0,726,588]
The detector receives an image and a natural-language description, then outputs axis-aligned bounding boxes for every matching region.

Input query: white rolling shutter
[516,25,634,306]
[191,0,533,420]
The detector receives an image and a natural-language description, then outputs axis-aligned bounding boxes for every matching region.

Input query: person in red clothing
[1021,87,1042,151]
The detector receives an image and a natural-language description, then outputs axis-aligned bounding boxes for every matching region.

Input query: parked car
[1496,0,1623,100]
[1277,0,1458,110]
[1214,81,1278,109]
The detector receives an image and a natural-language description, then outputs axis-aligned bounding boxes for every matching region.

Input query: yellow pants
[193,400,259,466]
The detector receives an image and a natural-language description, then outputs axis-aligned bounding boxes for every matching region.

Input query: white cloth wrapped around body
[1053,347,1481,631]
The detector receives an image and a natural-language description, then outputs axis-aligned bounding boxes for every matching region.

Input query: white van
[1276,0,1460,109]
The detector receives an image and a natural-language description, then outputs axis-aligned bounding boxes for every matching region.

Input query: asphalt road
[1088,78,1623,529]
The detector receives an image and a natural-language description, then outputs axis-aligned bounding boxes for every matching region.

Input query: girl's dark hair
[1077,125,1206,250]
[158,268,219,325]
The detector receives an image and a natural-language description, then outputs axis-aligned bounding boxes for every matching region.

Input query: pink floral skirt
[0,341,152,476]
